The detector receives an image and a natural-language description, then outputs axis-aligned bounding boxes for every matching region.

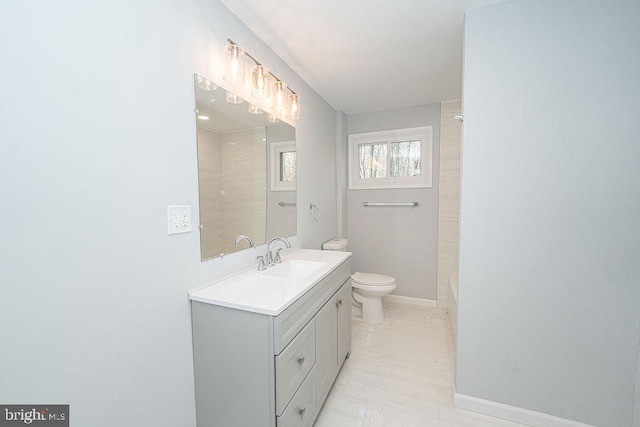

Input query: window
[279,150,296,183]
[348,126,432,189]
[270,141,296,191]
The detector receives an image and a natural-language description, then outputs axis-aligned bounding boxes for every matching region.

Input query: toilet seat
[351,272,395,287]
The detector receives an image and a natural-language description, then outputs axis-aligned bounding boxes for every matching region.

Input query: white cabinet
[191,257,352,427]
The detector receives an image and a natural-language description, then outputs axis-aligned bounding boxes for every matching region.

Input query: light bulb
[271,81,287,111]
[223,43,245,84]
[251,65,269,99]
[288,93,300,120]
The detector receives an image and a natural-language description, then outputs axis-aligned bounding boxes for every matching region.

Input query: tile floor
[314,302,527,427]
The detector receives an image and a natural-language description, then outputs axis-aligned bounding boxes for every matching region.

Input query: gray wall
[0,0,338,425]
[336,111,349,238]
[456,1,640,426]
[346,104,440,300]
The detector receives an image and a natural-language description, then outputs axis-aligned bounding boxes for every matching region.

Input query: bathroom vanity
[189,249,352,427]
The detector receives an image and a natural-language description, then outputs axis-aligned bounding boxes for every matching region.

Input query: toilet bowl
[322,238,397,324]
[351,272,396,323]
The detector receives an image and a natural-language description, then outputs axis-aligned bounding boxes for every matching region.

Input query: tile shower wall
[221,128,266,252]
[437,100,462,340]
[197,128,266,257]
[197,128,224,258]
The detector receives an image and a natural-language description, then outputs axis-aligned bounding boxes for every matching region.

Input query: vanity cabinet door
[336,279,352,363]
[314,293,338,409]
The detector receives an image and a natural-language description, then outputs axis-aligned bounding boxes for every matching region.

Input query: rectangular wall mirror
[194,74,297,261]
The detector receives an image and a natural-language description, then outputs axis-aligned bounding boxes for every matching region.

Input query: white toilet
[322,238,397,323]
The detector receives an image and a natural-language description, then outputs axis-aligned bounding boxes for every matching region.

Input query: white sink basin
[189,249,351,315]
[261,260,327,280]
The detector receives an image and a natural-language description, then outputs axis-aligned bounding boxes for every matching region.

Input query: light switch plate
[167,205,192,235]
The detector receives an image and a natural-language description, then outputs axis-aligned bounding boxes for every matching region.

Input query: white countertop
[189,249,352,316]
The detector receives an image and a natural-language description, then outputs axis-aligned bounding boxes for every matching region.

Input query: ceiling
[220,0,506,115]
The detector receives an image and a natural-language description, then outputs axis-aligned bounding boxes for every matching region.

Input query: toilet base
[351,302,363,319]
[352,291,385,323]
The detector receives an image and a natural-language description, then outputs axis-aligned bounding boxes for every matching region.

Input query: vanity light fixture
[223,43,245,84]
[224,39,301,120]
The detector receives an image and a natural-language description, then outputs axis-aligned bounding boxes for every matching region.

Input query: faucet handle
[274,248,283,264]
[256,256,267,271]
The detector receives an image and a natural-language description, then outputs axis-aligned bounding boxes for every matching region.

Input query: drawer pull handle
[336,299,343,308]
[297,407,306,417]
[297,356,305,365]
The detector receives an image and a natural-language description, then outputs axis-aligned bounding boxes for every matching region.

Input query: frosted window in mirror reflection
[270,140,296,191]
[280,151,296,182]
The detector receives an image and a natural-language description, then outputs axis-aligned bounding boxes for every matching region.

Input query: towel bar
[362,202,418,207]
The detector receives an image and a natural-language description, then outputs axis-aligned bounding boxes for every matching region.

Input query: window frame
[270,140,296,191]
[348,126,433,190]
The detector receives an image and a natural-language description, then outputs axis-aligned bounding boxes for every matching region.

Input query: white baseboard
[453,391,596,427]
[382,294,437,307]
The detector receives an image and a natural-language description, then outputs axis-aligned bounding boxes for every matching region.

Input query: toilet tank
[322,238,348,251]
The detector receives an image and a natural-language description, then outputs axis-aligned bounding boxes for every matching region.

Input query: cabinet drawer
[277,367,316,427]
[275,319,316,416]
[274,259,351,353]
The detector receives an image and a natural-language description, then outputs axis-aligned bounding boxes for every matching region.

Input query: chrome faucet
[234,235,255,248]
[266,237,291,266]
